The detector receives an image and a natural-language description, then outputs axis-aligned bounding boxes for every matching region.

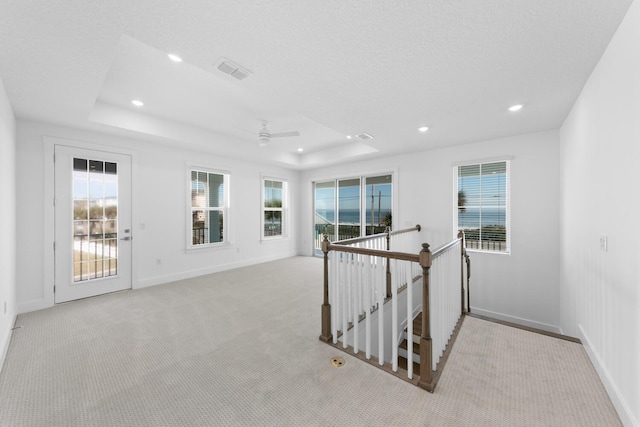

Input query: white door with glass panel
[54,146,132,303]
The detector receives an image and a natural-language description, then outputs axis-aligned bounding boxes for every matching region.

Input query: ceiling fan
[258,121,300,147]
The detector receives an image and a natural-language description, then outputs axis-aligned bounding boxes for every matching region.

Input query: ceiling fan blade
[269,131,300,138]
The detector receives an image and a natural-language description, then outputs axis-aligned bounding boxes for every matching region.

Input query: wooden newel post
[319,235,333,343]
[417,242,434,391]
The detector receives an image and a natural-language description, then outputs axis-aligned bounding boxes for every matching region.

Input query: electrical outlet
[600,235,608,252]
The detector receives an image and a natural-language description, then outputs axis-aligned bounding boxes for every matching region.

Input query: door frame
[309,167,399,257]
[42,136,139,308]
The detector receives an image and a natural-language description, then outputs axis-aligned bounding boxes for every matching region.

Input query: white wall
[0,77,17,368]
[559,1,640,425]
[300,130,562,332]
[16,121,300,313]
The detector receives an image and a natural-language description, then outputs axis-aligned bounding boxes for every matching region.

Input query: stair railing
[331,225,421,297]
[417,231,469,391]
[319,229,470,392]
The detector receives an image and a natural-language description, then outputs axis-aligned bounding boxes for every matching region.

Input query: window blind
[456,161,509,253]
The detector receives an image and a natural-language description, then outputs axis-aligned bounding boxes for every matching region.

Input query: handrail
[320,229,470,393]
[325,243,419,263]
[332,224,421,246]
[329,224,422,299]
[389,224,421,236]
[431,237,462,258]
[331,232,387,246]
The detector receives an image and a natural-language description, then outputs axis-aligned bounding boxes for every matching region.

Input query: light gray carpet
[0,256,621,426]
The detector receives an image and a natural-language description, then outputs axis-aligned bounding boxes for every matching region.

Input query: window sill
[185,242,233,254]
[261,235,288,243]
[465,248,511,256]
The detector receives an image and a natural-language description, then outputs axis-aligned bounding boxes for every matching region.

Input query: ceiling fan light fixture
[256,121,299,147]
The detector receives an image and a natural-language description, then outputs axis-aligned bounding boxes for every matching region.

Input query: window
[365,174,393,236]
[338,178,361,240]
[72,158,119,281]
[314,173,393,251]
[190,168,228,247]
[314,180,336,249]
[455,160,509,253]
[262,178,288,239]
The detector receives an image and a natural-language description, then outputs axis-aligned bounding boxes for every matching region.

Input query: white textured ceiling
[0,0,633,169]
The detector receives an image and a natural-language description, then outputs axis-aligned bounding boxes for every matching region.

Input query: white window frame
[187,166,231,250]
[453,158,511,254]
[261,176,288,241]
[312,170,396,254]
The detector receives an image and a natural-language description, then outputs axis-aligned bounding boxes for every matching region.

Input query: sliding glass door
[338,178,360,240]
[314,181,335,249]
[365,174,392,235]
[314,173,392,252]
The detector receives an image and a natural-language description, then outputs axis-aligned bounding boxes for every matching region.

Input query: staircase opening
[319,226,471,392]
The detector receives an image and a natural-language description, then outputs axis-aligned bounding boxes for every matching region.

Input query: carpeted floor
[0,256,621,426]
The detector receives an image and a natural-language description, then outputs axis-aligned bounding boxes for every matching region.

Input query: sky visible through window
[315,179,392,225]
[457,162,507,229]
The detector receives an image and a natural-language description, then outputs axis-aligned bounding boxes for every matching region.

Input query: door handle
[120,236,132,241]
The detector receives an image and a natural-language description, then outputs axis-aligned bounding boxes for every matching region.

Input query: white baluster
[347,253,353,327]
[377,255,384,365]
[364,255,372,360]
[330,251,338,344]
[353,253,359,354]
[432,256,439,370]
[406,260,413,379]
[342,253,348,349]
[391,259,398,372]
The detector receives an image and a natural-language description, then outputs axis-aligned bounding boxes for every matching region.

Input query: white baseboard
[136,252,298,289]
[0,313,17,374]
[470,307,562,334]
[578,325,638,427]
[18,253,300,312]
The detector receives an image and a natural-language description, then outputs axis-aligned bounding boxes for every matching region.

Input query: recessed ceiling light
[418,126,429,133]
[131,100,144,107]
[168,54,183,63]
[297,148,304,152]
[346,135,352,140]
[508,104,523,112]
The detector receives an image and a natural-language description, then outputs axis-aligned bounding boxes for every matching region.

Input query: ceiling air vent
[355,132,374,141]
[216,58,252,80]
